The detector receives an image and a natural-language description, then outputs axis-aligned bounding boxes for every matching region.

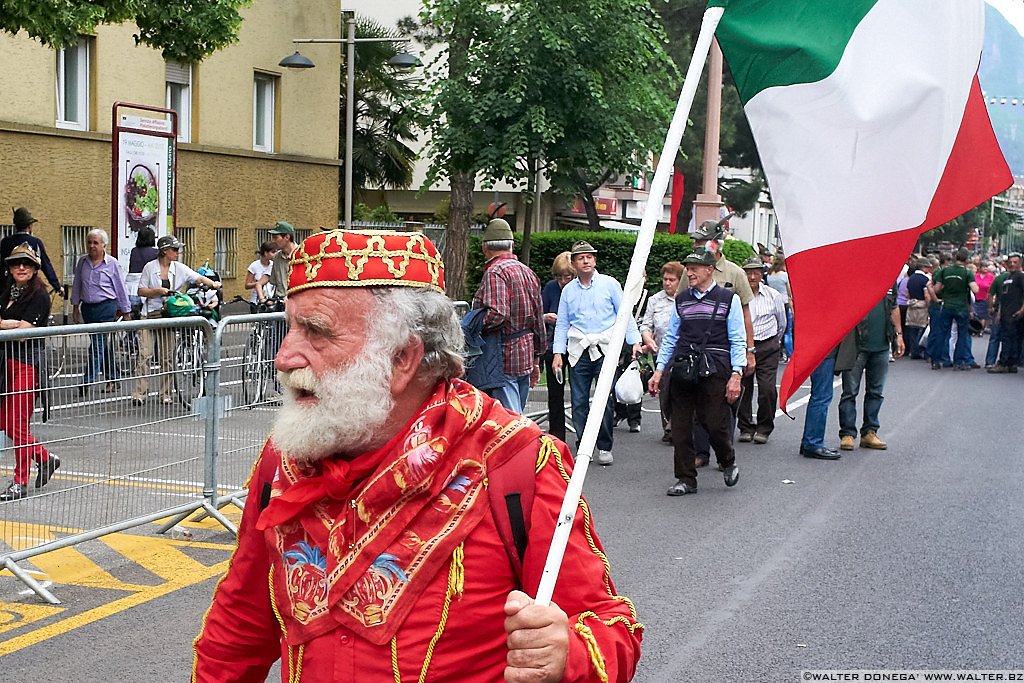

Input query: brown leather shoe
[839,435,855,451]
[860,431,887,450]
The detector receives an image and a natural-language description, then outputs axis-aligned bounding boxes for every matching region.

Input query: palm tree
[340,17,422,214]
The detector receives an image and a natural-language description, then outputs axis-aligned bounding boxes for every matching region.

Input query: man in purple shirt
[71,229,132,395]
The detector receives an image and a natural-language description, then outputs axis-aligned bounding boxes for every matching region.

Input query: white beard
[271,348,397,463]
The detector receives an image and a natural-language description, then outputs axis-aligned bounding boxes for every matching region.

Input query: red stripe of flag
[780,75,1013,410]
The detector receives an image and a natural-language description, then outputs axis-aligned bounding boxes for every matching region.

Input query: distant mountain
[982,2,1024,175]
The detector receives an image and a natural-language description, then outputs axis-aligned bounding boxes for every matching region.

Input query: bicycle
[174,324,206,406]
[164,285,219,407]
[241,297,284,407]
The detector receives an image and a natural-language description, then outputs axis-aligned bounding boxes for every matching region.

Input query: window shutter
[165,61,191,85]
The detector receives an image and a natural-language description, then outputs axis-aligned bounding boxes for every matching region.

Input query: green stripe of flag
[707,0,878,105]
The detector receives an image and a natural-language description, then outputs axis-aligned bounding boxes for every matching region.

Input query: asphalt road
[2,348,1022,682]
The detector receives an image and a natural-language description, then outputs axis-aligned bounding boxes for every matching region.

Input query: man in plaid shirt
[471,218,546,413]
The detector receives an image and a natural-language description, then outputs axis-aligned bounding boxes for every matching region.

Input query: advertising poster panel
[112,105,176,296]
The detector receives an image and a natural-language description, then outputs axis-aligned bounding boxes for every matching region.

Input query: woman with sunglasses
[132,235,221,405]
[0,244,60,501]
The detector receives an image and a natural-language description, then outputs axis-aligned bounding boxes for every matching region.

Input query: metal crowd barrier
[0,312,285,604]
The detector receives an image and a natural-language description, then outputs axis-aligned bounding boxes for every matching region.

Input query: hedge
[464,231,755,297]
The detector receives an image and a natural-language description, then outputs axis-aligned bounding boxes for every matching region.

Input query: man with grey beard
[193,230,642,683]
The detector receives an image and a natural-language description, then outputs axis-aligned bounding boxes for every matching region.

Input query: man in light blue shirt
[551,241,641,465]
[650,248,745,496]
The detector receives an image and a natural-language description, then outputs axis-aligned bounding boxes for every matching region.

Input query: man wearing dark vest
[649,248,746,496]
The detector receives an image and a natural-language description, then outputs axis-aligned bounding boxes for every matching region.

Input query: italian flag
[710,0,1012,409]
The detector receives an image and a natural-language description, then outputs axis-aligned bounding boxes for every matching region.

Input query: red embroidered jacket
[193,423,642,682]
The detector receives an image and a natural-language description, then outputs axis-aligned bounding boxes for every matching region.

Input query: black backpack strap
[504,493,528,563]
[486,435,542,584]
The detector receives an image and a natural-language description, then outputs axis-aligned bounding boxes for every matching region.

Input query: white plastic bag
[614,360,644,405]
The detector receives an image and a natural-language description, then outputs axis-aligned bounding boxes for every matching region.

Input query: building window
[56,37,90,130]
[214,228,237,278]
[0,224,18,241]
[166,61,192,142]
[61,225,92,283]
[174,226,195,268]
[253,73,277,152]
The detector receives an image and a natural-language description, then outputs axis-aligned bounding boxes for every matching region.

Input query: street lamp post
[280,16,415,231]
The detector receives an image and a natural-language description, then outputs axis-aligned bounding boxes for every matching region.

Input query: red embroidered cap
[288,229,445,295]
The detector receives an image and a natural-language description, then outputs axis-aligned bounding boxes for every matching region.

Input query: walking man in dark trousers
[737,256,786,444]
[649,248,745,496]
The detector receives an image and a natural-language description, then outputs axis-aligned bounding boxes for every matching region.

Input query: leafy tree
[658,0,765,224]
[353,202,401,224]
[926,199,1012,251]
[404,0,506,301]
[456,0,675,247]
[0,0,251,62]
[407,0,675,289]
[342,17,422,214]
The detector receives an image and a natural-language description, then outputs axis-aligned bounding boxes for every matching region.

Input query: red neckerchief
[256,408,419,531]
[259,379,541,645]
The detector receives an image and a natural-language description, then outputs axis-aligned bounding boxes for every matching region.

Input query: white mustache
[277,368,319,395]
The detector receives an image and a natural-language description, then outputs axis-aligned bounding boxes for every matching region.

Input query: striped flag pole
[534,6,727,606]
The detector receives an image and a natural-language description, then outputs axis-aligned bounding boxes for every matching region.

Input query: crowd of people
[0,208,304,500]
[2,215,1018,677]
[466,217,1023,499]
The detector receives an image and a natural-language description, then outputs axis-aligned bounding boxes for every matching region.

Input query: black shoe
[36,456,60,488]
[931,363,942,370]
[666,480,697,496]
[695,455,709,468]
[1010,366,1019,374]
[628,423,640,433]
[0,482,26,501]
[661,431,672,443]
[723,465,739,487]
[800,445,841,460]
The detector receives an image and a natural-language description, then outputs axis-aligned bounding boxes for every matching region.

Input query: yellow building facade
[0,1,341,300]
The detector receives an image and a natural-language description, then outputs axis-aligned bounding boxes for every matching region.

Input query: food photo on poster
[125,163,160,232]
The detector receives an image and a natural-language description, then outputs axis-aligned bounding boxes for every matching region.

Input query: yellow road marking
[1,523,155,592]
[0,518,238,654]
[0,603,65,636]
[0,466,244,494]
[0,556,229,656]
[102,534,219,583]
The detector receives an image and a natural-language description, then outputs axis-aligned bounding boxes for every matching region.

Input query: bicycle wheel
[174,328,205,406]
[242,325,265,406]
[113,330,139,379]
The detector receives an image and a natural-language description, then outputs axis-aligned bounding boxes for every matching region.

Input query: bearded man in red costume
[192,230,643,682]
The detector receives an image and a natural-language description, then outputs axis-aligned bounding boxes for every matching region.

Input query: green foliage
[658,1,764,222]
[1,0,251,62]
[352,203,400,224]
[926,199,1012,249]
[721,237,755,264]
[412,0,675,199]
[720,173,766,216]
[462,230,757,296]
[432,197,450,224]
[344,17,422,195]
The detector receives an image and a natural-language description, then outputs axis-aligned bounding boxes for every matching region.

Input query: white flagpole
[534,6,726,606]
